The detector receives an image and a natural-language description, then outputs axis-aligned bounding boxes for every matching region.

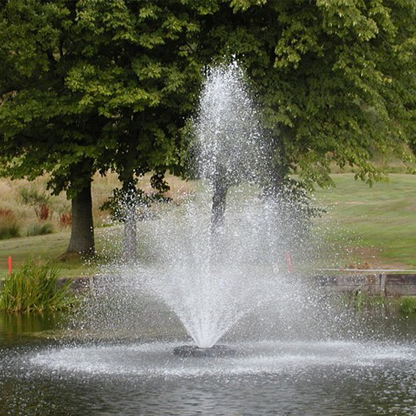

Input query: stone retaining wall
[315,274,416,297]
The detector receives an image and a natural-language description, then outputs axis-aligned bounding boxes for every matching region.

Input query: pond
[1,310,416,416]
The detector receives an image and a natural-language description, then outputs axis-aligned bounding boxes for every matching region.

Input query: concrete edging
[315,273,416,297]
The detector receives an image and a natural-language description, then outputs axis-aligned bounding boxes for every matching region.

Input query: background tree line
[1,0,416,256]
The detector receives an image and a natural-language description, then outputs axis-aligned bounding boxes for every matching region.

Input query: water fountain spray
[194,62,264,232]
[171,62,270,356]
[84,62,292,357]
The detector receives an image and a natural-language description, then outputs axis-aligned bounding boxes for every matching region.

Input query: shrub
[0,223,20,239]
[19,187,50,206]
[35,204,50,220]
[0,260,76,313]
[26,223,54,237]
[59,213,72,228]
[0,208,12,216]
[19,188,51,220]
[0,209,20,239]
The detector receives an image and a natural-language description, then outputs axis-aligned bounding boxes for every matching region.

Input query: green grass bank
[1,173,416,277]
[314,174,416,269]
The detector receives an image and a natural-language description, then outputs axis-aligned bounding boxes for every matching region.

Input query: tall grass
[0,172,192,238]
[0,208,20,239]
[26,222,54,236]
[0,177,71,238]
[0,260,76,313]
[341,291,416,315]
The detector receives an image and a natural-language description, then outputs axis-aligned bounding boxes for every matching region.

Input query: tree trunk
[66,182,95,255]
[122,201,137,262]
[211,175,229,233]
[119,175,138,263]
[264,130,290,197]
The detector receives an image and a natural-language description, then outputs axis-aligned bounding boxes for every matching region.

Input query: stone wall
[315,274,416,297]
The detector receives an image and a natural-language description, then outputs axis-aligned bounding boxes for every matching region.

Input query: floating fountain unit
[173,344,236,358]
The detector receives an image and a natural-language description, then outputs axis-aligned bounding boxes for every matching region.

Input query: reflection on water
[1,312,416,415]
[1,355,416,416]
[0,312,67,346]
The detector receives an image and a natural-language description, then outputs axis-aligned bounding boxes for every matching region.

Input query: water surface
[1,312,416,415]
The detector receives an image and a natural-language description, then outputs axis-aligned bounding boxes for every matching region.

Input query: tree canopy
[197,0,416,189]
[1,0,416,254]
[0,0,204,188]
[2,0,415,190]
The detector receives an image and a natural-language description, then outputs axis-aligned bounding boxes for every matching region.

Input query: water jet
[82,63,316,352]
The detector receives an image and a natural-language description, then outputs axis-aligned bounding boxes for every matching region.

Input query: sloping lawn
[314,174,416,269]
[0,230,99,279]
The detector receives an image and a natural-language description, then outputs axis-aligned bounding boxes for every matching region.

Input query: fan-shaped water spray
[68,61,302,353]
[103,62,287,349]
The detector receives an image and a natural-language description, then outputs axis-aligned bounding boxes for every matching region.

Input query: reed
[0,260,76,313]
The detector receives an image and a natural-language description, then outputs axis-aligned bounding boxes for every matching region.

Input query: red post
[8,256,12,276]
[284,251,293,273]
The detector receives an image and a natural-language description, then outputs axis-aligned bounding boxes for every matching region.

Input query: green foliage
[398,297,416,315]
[0,0,206,254]
[340,292,416,315]
[1,0,416,207]
[0,0,204,197]
[0,260,76,313]
[197,0,416,188]
[342,291,390,312]
[19,187,50,206]
[0,223,20,240]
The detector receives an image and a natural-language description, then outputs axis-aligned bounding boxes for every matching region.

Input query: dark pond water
[1,311,416,416]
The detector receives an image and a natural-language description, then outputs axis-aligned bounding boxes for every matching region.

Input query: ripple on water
[27,340,416,379]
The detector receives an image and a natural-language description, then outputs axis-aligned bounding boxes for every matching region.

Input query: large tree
[0,0,104,254]
[0,0,204,256]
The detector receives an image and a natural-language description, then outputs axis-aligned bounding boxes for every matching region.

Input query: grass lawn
[313,174,416,269]
[1,173,416,277]
[0,229,108,279]
[0,173,191,280]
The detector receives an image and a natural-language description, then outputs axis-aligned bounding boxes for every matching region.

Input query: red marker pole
[284,251,293,273]
[8,256,12,276]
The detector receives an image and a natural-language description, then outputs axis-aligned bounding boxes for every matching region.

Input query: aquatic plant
[0,260,76,313]
[398,296,416,315]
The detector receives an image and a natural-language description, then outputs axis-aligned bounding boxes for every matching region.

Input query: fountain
[67,64,376,354]
[99,62,296,356]
[56,62,311,360]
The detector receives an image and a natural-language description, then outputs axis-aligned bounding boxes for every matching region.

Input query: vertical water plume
[193,62,265,231]
[88,62,297,349]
